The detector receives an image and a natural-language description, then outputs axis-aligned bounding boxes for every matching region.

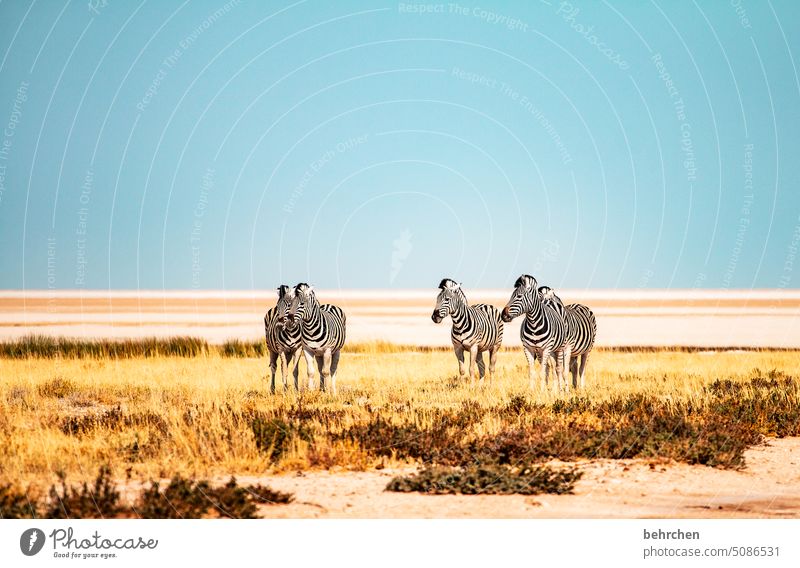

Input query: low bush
[134,475,293,519]
[250,415,314,462]
[0,484,38,518]
[135,476,214,519]
[350,379,799,470]
[387,464,582,495]
[46,466,124,519]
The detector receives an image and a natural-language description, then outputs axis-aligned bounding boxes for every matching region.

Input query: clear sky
[0,0,798,290]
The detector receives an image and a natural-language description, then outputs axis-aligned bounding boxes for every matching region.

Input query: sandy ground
[215,438,800,519]
[2,290,800,347]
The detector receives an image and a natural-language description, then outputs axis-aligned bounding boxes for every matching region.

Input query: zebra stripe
[501,274,568,391]
[287,283,346,394]
[538,285,597,388]
[431,278,503,383]
[264,285,314,393]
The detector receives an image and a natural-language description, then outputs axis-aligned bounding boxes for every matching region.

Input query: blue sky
[0,0,798,290]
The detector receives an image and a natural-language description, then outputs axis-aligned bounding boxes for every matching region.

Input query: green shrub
[134,475,294,519]
[135,476,213,519]
[387,464,582,495]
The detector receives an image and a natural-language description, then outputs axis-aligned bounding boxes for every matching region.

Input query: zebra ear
[307,284,314,294]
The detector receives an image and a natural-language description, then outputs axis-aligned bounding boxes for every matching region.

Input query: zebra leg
[454,345,466,380]
[320,349,333,393]
[287,348,301,391]
[488,346,499,383]
[554,348,566,394]
[303,349,316,390]
[268,350,279,394]
[330,350,340,395]
[561,346,572,392]
[279,351,289,392]
[476,350,486,383]
[523,347,538,390]
[468,345,479,384]
[556,348,572,392]
[570,356,579,389]
[578,352,590,388]
[541,348,553,391]
[315,355,325,391]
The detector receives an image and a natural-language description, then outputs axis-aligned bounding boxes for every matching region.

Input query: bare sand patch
[223,438,800,519]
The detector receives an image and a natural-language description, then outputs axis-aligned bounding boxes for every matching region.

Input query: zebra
[501,274,568,391]
[264,285,316,394]
[431,278,504,383]
[537,286,597,389]
[286,283,346,394]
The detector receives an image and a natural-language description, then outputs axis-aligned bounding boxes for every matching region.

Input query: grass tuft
[221,339,266,358]
[2,335,210,359]
[2,346,798,493]
[38,376,77,398]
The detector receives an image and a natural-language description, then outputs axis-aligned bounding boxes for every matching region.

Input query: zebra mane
[438,278,460,290]
[538,285,560,304]
[514,274,536,289]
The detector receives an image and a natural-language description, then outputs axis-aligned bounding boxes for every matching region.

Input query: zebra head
[502,274,538,322]
[287,282,316,324]
[274,285,297,330]
[431,278,463,323]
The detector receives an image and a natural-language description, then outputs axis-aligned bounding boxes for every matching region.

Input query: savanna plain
[1,337,799,518]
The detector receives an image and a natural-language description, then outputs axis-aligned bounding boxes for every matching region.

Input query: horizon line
[3,288,800,300]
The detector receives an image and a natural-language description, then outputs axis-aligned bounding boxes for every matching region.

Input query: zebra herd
[264,275,596,394]
[499,274,597,391]
[264,283,346,394]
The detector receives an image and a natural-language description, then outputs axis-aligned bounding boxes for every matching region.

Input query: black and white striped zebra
[286,283,346,394]
[264,285,316,393]
[431,278,504,383]
[501,274,568,391]
[538,286,597,389]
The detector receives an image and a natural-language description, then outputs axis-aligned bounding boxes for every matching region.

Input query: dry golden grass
[1,343,799,491]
